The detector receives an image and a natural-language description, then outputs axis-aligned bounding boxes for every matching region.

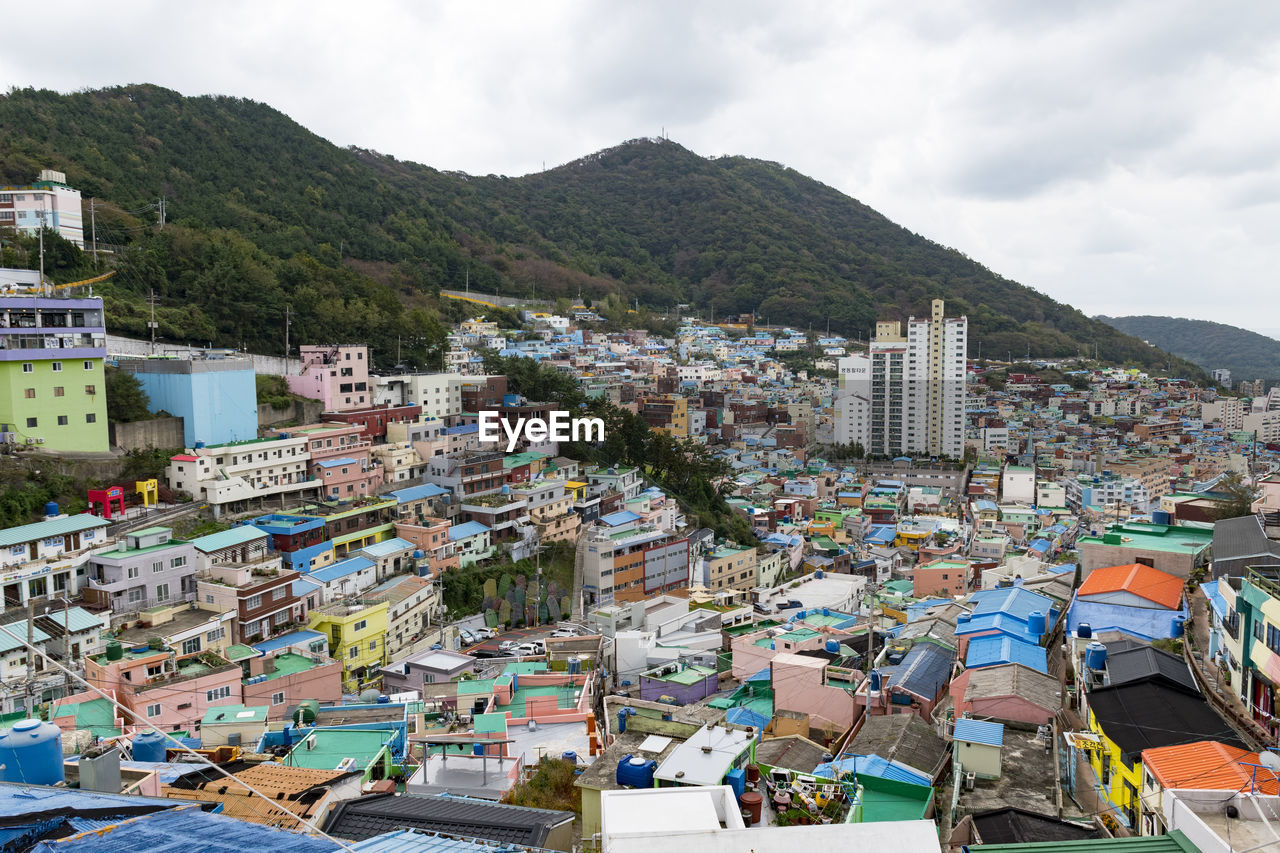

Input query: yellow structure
[1084,699,1143,827]
[136,479,159,508]
[307,600,390,693]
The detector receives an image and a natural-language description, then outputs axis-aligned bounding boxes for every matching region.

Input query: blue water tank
[815,570,825,579]
[1152,510,1171,525]
[725,767,746,798]
[822,608,831,617]
[194,441,205,449]
[769,642,775,651]
[796,610,807,619]
[562,751,578,764]
[43,502,58,518]
[825,639,841,654]
[1085,641,1108,671]
[0,719,63,785]
[616,755,657,788]
[474,743,486,756]
[376,695,389,704]
[1028,610,1046,637]
[617,708,634,733]
[132,730,168,763]
[1077,623,1093,639]
[957,613,971,625]
[1172,616,1186,638]
[869,670,882,692]
[413,550,424,560]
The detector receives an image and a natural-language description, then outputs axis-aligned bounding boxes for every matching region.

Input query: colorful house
[307,600,389,693]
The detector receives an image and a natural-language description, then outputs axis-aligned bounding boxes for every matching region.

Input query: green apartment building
[0,294,108,452]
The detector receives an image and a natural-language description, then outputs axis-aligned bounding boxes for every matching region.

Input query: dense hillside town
[0,245,1273,852]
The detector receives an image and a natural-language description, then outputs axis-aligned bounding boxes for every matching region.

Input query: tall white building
[0,170,84,248]
[837,299,967,459]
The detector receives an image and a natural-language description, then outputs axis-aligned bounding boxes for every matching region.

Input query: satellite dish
[1261,751,1280,773]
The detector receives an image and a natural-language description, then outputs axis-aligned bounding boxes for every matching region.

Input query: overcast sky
[5,1,1279,335]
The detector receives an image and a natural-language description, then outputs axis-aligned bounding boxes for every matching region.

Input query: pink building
[84,646,242,734]
[730,625,855,680]
[273,422,383,500]
[769,652,862,738]
[241,650,343,718]
[287,345,371,412]
[394,519,458,578]
[912,559,971,598]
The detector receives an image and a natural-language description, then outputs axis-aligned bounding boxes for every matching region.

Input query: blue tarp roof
[725,706,769,733]
[1201,581,1227,621]
[360,537,413,557]
[600,510,642,527]
[813,754,931,786]
[746,667,772,682]
[448,521,490,541]
[967,586,1056,621]
[314,457,357,469]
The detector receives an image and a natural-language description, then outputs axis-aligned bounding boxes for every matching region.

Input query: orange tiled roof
[1078,563,1184,610]
[1142,740,1278,795]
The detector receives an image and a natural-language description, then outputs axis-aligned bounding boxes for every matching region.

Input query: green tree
[1212,470,1260,520]
[105,367,151,423]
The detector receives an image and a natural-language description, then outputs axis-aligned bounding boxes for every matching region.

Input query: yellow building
[308,600,390,693]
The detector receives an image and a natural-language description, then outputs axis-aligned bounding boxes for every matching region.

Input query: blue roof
[965,635,1048,673]
[953,718,1005,747]
[746,667,772,683]
[314,456,358,469]
[967,586,1055,621]
[308,556,374,583]
[725,706,769,733]
[1201,581,1228,621]
[600,510,641,527]
[448,521,490,541]
[0,780,184,819]
[955,612,1042,644]
[360,537,414,557]
[813,754,931,786]
[27,803,337,852]
[1027,539,1052,554]
[442,424,478,435]
[865,525,897,545]
[388,483,449,503]
[251,629,326,653]
[292,576,322,597]
[190,525,268,553]
[880,641,954,699]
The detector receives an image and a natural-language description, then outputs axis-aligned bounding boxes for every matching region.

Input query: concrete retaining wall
[109,416,185,451]
[106,335,301,378]
[257,398,324,430]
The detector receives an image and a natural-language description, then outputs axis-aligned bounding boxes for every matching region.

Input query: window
[205,686,231,702]
[57,416,67,426]
[85,385,96,395]
[353,619,367,632]
[53,387,64,397]
[152,561,163,573]
[127,566,140,579]
[128,588,144,603]
[146,703,161,718]
[51,362,62,372]
[246,594,262,610]
[23,389,34,399]
[181,637,201,655]
[21,363,32,373]
[272,587,285,601]
[25,417,36,428]
[206,627,225,643]
[170,556,186,569]
[205,594,215,604]
[271,691,285,705]
[155,583,169,602]
[349,646,358,659]
[83,361,93,370]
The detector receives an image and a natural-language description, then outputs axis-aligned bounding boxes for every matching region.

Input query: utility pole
[25,596,34,707]
[158,196,166,229]
[90,198,98,265]
[147,290,159,354]
[284,304,291,359]
[36,205,46,291]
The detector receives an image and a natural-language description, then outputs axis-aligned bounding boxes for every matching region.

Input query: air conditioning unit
[35,438,44,444]
[25,438,35,445]
[964,771,976,791]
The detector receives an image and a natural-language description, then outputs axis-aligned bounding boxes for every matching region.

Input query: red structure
[87,486,126,519]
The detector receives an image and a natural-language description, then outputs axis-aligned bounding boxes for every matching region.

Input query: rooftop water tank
[194,441,205,449]
[359,689,381,704]
[1085,641,1108,672]
[822,608,831,617]
[1172,615,1186,638]
[0,720,64,785]
[413,550,425,560]
[869,670,882,692]
[105,640,123,661]
[616,755,657,788]
[293,699,320,726]
[825,639,841,654]
[815,570,825,579]
[617,708,634,733]
[562,751,578,765]
[376,694,389,704]
[43,502,58,518]
[131,730,168,763]
[1077,623,1093,640]
[1028,610,1046,637]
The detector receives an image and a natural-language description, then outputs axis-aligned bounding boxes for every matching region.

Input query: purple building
[639,662,719,704]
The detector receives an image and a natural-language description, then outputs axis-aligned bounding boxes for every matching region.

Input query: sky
[4,0,1280,335]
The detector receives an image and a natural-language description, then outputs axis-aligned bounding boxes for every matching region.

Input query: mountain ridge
[1097,315,1280,385]
[0,84,1203,377]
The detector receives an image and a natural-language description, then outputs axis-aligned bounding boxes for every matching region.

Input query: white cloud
[2,0,1279,333]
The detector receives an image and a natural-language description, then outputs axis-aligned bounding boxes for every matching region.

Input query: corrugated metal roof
[350,829,556,853]
[190,525,268,553]
[324,793,573,846]
[1078,563,1183,610]
[953,718,1005,748]
[1141,740,1277,794]
[388,483,450,503]
[0,513,109,548]
[26,804,337,852]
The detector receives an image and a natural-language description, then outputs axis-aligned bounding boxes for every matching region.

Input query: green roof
[1077,522,1213,555]
[970,830,1198,852]
[284,728,395,770]
[225,644,258,662]
[0,513,109,548]
[781,627,821,642]
[653,665,716,685]
[254,652,317,681]
[52,698,120,739]
[473,712,508,735]
[191,525,267,553]
[201,704,268,725]
[94,539,189,560]
[857,774,933,823]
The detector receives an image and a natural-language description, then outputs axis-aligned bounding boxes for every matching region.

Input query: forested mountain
[0,84,1201,376]
[1098,315,1280,385]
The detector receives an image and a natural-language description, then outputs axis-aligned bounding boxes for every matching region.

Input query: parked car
[458,629,476,646]
[550,629,578,638]
[473,627,497,641]
[498,640,520,652]
[513,642,540,656]
[776,599,804,610]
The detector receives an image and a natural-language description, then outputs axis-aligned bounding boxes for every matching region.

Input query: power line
[0,621,357,852]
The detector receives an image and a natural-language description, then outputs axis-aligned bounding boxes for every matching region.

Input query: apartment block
[0,170,83,246]
[167,434,312,517]
[0,512,110,606]
[82,527,198,614]
[287,344,370,412]
[581,526,690,607]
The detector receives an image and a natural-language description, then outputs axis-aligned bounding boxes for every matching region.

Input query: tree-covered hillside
[0,84,1202,376]
[1098,315,1280,385]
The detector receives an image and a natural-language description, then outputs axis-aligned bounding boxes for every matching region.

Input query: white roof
[604,822,942,853]
[653,725,752,786]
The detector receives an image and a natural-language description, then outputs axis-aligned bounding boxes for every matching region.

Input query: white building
[0,170,84,247]
[374,373,463,419]
[167,434,312,517]
[1201,398,1244,431]
[859,300,967,459]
